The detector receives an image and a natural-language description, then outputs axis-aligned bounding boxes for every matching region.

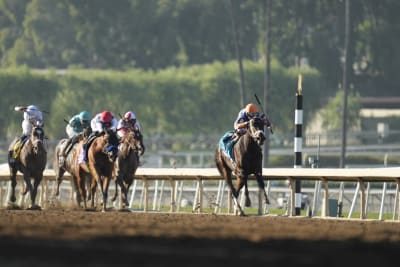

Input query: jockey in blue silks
[219,103,271,162]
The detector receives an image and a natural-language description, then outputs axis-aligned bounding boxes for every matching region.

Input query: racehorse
[112,129,144,209]
[53,131,90,207]
[83,129,119,211]
[215,117,269,216]
[8,125,47,210]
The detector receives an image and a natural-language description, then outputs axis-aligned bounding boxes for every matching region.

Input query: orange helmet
[245,103,259,114]
[100,110,113,123]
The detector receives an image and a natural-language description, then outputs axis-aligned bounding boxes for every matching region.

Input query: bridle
[247,117,266,146]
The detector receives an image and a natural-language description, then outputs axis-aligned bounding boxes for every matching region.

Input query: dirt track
[1,209,400,266]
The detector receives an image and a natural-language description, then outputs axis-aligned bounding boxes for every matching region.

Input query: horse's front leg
[9,169,18,204]
[101,175,112,212]
[29,175,42,210]
[244,179,251,207]
[111,178,118,203]
[233,174,246,216]
[54,167,65,197]
[255,174,270,214]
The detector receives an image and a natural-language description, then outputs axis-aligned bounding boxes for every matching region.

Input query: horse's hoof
[27,205,42,210]
[118,208,130,212]
[7,202,20,210]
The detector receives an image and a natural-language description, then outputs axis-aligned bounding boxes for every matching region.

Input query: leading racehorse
[112,128,144,209]
[8,125,47,210]
[215,116,270,216]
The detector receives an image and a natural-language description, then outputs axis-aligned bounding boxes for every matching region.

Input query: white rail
[0,167,399,219]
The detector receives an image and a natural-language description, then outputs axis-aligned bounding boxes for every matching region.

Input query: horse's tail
[215,148,224,175]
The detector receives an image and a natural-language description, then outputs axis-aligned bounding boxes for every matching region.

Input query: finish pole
[294,74,303,216]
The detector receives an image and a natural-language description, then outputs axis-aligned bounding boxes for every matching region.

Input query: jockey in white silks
[9,105,44,163]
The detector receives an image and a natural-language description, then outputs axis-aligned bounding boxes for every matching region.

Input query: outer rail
[0,167,399,219]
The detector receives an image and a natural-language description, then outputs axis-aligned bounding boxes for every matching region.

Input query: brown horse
[53,132,89,207]
[112,129,144,209]
[8,126,47,210]
[81,129,119,211]
[215,117,269,216]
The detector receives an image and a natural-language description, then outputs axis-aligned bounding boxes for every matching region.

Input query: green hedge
[0,62,324,140]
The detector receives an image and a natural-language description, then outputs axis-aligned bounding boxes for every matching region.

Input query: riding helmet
[79,111,90,122]
[245,103,259,114]
[124,111,136,121]
[100,110,113,123]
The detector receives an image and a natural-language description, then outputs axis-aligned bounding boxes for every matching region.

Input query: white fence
[1,167,400,220]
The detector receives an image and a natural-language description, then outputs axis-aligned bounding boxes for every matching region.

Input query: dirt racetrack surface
[1,209,400,266]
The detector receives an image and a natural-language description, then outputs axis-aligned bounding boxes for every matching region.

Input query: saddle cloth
[11,137,28,159]
[218,130,237,161]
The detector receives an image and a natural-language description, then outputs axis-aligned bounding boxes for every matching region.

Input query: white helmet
[27,105,38,112]
[124,111,136,121]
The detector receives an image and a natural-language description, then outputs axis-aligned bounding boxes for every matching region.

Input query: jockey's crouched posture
[117,111,145,164]
[59,111,91,167]
[78,110,118,169]
[233,103,272,141]
[220,103,272,165]
[8,105,44,164]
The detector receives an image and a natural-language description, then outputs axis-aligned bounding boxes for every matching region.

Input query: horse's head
[30,126,46,154]
[248,117,266,146]
[120,129,145,156]
[103,129,119,162]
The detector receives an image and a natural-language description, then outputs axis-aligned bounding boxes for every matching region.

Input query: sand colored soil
[0,209,399,266]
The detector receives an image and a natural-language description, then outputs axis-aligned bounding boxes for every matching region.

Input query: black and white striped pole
[294,74,303,216]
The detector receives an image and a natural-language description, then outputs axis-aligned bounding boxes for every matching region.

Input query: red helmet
[100,110,113,123]
[124,111,136,121]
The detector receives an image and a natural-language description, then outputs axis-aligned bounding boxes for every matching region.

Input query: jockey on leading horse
[219,103,272,164]
[59,110,91,167]
[8,105,44,164]
[78,110,118,169]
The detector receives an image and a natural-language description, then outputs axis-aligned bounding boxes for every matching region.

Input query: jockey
[233,103,271,138]
[117,111,142,138]
[91,110,118,134]
[117,111,145,164]
[66,111,91,139]
[59,111,91,167]
[9,105,44,163]
[78,110,117,168]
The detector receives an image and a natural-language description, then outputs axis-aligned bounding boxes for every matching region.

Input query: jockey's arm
[234,119,249,131]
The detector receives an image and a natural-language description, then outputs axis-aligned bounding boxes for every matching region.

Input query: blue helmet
[79,111,90,122]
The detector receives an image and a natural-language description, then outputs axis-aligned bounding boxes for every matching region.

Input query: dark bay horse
[215,117,269,216]
[53,132,89,207]
[84,129,119,211]
[112,129,144,209]
[8,126,47,210]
